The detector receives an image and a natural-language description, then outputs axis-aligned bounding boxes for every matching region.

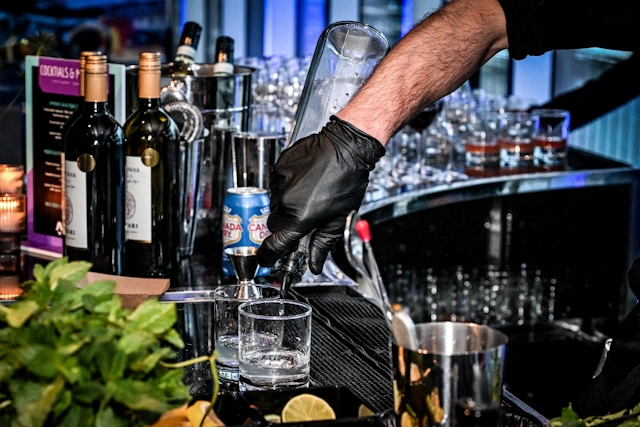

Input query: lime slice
[264,413,282,423]
[281,393,337,423]
[358,404,375,418]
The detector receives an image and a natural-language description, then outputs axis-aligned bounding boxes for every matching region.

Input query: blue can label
[222,187,271,277]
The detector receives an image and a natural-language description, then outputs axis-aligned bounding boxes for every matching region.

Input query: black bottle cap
[180,21,203,48]
[215,36,235,64]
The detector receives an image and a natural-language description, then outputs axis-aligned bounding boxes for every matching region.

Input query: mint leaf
[112,379,169,413]
[162,328,185,349]
[10,376,65,427]
[16,344,62,379]
[96,406,122,427]
[52,389,72,418]
[79,280,116,298]
[57,402,94,427]
[126,300,176,335]
[42,257,69,277]
[130,347,175,373]
[5,301,39,328]
[72,382,103,404]
[33,263,46,283]
[49,261,92,290]
[117,330,156,355]
[96,344,126,383]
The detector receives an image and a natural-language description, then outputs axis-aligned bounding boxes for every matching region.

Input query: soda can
[222,187,271,278]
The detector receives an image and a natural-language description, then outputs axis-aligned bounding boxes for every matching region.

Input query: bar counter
[9,145,640,421]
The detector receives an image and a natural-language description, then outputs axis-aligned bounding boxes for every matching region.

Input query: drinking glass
[238,300,312,391]
[531,109,570,169]
[498,111,535,173]
[464,110,500,177]
[214,284,280,390]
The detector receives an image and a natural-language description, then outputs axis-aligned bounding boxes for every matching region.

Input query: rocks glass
[531,109,570,169]
[214,284,280,390]
[238,300,312,391]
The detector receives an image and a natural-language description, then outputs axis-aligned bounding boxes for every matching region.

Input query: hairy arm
[337,0,509,144]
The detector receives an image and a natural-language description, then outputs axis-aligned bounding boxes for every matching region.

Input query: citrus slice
[263,413,282,424]
[186,401,218,427]
[281,394,336,423]
[358,404,375,418]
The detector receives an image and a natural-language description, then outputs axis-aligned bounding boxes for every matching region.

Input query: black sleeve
[537,54,640,130]
[497,0,640,60]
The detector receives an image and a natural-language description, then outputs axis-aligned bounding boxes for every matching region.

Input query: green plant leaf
[57,402,95,427]
[16,344,62,379]
[5,301,39,328]
[117,330,156,355]
[72,382,104,404]
[127,300,176,335]
[96,406,122,427]
[96,344,127,383]
[33,263,46,283]
[52,389,72,419]
[10,376,65,427]
[49,261,92,290]
[79,280,117,299]
[0,359,14,382]
[130,347,175,373]
[42,257,69,278]
[162,328,185,349]
[112,379,170,413]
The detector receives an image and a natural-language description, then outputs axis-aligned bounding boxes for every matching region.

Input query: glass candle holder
[0,194,26,234]
[0,254,22,300]
[0,164,25,194]
[0,194,26,255]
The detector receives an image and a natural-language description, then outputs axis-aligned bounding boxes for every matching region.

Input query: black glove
[257,115,385,275]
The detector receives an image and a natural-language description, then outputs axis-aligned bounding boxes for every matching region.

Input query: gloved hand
[257,115,385,275]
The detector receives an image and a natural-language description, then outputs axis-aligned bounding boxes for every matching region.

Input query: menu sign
[25,56,126,254]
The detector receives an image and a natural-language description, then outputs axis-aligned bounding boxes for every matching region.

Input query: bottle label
[248,213,270,244]
[64,159,88,249]
[222,212,242,246]
[125,156,152,242]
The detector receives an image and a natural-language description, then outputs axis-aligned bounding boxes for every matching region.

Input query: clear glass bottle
[63,54,125,274]
[123,52,180,278]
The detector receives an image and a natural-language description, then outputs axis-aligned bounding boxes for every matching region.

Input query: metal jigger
[224,246,265,300]
[225,246,260,284]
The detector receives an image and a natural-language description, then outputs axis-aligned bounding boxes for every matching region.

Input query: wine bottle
[123,52,180,278]
[212,36,235,76]
[63,54,125,275]
[166,21,202,77]
[61,51,102,148]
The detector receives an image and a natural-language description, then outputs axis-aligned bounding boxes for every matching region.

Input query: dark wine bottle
[123,52,180,278]
[212,36,235,76]
[61,51,102,148]
[63,54,125,275]
[166,21,202,77]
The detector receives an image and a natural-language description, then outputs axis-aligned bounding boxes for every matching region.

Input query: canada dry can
[222,187,271,277]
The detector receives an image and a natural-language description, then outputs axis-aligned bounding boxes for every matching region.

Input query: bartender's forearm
[337,0,508,145]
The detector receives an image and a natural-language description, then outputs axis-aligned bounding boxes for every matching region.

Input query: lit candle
[0,164,25,194]
[0,254,22,300]
[0,275,22,299]
[0,194,26,233]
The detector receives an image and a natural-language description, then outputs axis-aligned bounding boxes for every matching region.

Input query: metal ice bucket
[125,65,256,241]
[393,322,508,427]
